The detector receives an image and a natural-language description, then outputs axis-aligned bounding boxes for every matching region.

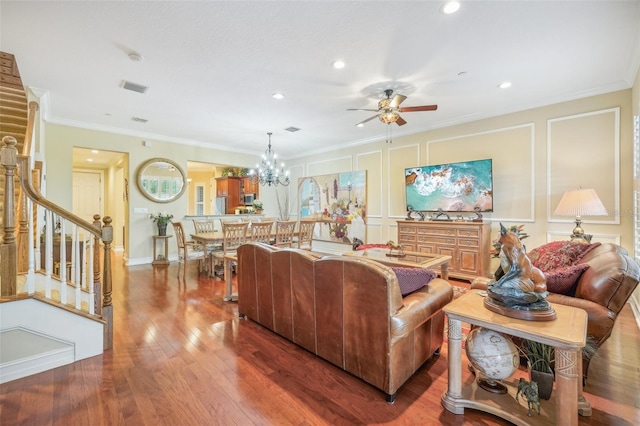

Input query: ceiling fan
[348,89,438,127]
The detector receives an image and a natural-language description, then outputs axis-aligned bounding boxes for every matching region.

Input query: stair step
[0,328,75,384]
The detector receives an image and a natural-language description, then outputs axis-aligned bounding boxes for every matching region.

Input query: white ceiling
[2,1,639,160]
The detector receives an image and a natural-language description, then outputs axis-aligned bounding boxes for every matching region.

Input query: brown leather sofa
[237,242,453,403]
[472,242,640,382]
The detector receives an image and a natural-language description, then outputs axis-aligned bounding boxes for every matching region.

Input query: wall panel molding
[387,144,420,218]
[306,156,353,176]
[547,107,620,225]
[427,123,535,223]
[356,150,383,217]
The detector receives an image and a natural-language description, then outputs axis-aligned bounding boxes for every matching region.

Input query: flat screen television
[404,159,493,212]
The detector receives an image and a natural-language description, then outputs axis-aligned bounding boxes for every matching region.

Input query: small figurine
[406,205,425,221]
[432,208,451,221]
[472,205,484,221]
[515,378,541,417]
[386,240,405,257]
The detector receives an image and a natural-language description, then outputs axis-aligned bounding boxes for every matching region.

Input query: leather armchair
[471,243,640,383]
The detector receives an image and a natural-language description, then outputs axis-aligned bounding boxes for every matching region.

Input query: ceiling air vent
[121,80,149,94]
[131,116,148,123]
[285,127,300,133]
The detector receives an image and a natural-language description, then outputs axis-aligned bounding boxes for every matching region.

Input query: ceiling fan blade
[400,104,438,112]
[389,94,407,108]
[355,114,381,126]
[347,108,380,112]
[395,116,407,126]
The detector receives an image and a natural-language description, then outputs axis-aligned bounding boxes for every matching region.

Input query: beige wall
[40,88,636,267]
[44,124,257,264]
[287,90,634,253]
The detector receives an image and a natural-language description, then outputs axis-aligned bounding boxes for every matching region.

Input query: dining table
[190,229,300,301]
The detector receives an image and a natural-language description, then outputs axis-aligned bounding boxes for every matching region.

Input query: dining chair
[250,221,274,243]
[260,216,276,222]
[171,221,207,279]
[193,219,222,271]
[297,220,317,250]
[193,219,216,233]
[274,220,296,248]
[211,222,249,276]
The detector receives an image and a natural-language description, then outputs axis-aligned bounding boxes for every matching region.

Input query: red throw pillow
[545,264,589,295]
[527,241,595,272]
[392,267,437,296]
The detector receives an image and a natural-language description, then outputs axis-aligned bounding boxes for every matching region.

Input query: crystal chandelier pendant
[249,132,290,186]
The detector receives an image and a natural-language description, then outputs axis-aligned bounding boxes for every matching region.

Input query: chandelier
[249,132,290,186]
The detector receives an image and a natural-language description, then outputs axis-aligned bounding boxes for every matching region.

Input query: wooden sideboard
[397,220,491,281]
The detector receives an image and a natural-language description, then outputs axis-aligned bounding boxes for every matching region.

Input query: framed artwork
[298,171,366,244]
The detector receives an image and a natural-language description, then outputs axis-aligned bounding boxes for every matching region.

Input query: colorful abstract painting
[298,171,367,244]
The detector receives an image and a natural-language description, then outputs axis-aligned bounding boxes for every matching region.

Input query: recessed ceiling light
[441,1,461,15]
[498,81,512,89]
[87,158,94,162]
[356,123,364,128]
[331,60,345,69]
[272,93,285,100]
[91,150,99,154]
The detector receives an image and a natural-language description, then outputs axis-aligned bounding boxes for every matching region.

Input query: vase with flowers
[252,199,264,214]
[149,212,174,236]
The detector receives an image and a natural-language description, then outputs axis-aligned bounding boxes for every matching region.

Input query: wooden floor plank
[0,253,638,425]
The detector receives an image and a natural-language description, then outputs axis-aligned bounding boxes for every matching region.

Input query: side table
[152,235,172,265]
[442,289,590,426]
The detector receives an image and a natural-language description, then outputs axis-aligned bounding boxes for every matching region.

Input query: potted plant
[149,212,174,236]
[522,339,554,400]
[252,199,264,214]
[491,224,529,258]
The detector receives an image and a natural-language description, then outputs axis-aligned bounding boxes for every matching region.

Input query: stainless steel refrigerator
[215,197,227,215]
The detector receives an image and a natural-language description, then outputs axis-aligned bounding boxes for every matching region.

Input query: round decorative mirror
[136,158,186,203]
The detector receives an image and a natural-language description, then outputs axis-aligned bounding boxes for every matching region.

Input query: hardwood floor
[1,254,639,425]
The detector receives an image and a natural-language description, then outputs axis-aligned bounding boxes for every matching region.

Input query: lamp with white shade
[553,188,608,243]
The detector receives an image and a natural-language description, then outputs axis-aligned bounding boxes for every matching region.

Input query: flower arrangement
[149,212,174,225]
[252,199,264,210]
[330,216,348,239]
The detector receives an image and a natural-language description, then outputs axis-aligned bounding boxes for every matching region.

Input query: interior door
[73,170,103,222]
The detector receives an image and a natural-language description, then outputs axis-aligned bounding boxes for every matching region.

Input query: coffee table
[344,248,451,280]
[442,289,590,425]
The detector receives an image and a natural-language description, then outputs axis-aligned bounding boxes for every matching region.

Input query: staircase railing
[1,135,114,349]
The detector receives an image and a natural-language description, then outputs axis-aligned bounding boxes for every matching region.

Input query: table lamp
[553,188,608,243]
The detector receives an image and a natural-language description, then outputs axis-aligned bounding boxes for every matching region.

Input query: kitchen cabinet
[215,177,242,213]
[242,177,259,198]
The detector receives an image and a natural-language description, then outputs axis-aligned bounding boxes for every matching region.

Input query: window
[195,184,205,216]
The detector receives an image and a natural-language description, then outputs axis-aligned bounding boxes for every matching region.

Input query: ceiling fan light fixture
[380,111,399,124]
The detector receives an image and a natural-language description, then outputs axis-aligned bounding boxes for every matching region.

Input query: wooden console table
[442,290,590,426]
[397,220,491,281]
[152,235,172,265]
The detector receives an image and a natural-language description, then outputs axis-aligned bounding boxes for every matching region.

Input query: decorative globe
[465,327,519,393]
